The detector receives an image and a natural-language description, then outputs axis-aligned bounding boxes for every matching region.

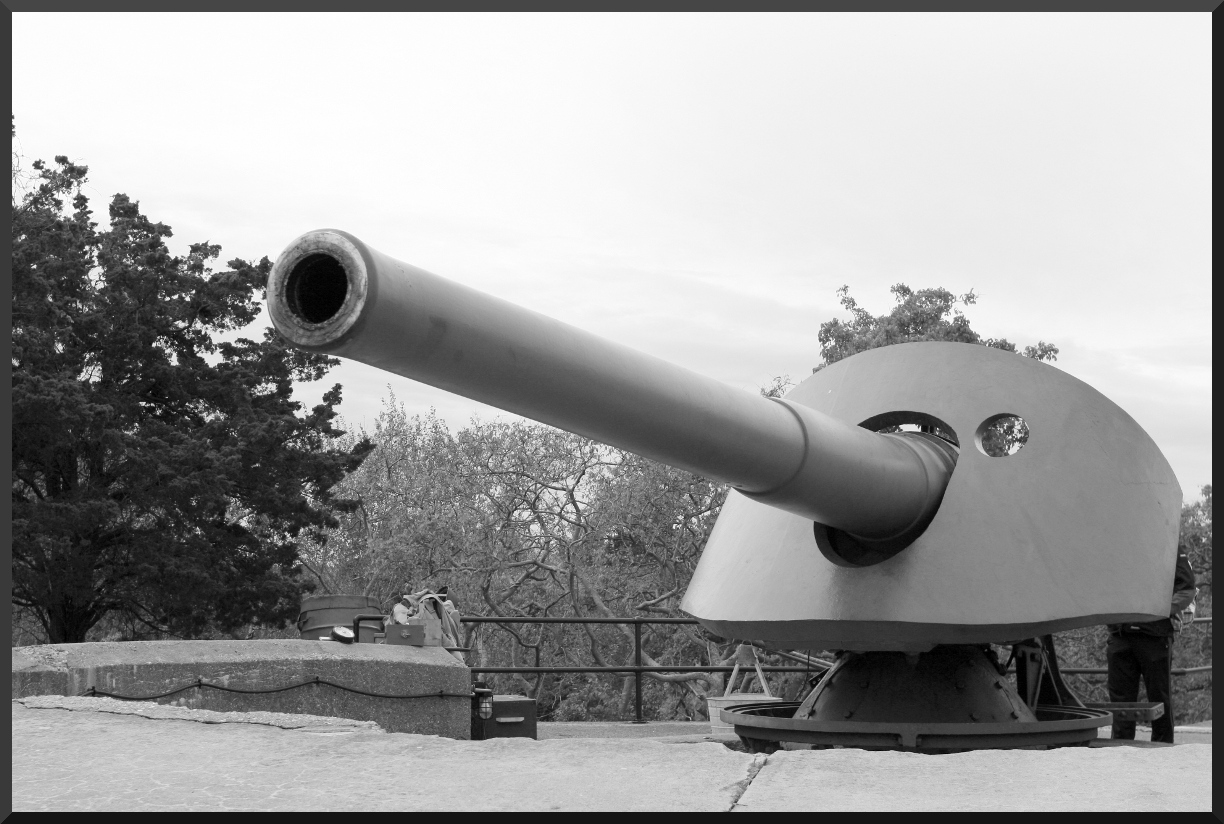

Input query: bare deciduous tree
[306,394,741,720]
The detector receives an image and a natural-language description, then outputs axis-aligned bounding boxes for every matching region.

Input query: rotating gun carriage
[268,229,1181,751]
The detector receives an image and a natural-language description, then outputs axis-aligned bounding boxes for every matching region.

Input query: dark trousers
[1107,632,1174,743]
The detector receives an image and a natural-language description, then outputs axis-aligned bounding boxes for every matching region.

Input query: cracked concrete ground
[734,745,1211,811]
[11,698,1212,811]
[12,699,754,811]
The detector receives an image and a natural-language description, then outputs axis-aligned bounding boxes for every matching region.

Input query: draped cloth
[417,594,465,663]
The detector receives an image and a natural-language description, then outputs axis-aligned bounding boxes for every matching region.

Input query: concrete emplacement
[11,639,472,738]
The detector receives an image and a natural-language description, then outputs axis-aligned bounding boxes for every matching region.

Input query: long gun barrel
[267,230,956,548]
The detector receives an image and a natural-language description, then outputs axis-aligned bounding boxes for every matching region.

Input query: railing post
[633,620,645,724]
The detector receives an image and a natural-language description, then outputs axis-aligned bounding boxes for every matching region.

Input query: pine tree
[11,144,372,643]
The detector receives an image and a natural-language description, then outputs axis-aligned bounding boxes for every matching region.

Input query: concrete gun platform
[11,640,470,737]
[12,697,1211,811]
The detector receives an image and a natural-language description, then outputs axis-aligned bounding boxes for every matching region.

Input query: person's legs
[1106,633,1141,739]
[1134,635,1175,743]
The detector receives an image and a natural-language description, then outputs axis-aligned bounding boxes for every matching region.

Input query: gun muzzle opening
[268,230,369,350]
[287,254,348,324]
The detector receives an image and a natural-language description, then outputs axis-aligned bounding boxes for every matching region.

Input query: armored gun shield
[684,342,1181,652]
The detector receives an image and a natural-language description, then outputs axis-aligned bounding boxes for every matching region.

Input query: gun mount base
[726,702,1110,753]
[721,645,1111,753]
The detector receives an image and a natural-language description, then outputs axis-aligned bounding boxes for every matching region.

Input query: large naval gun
[268,229,1181,750]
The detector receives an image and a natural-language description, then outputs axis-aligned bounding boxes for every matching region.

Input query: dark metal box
[381,624,426,646]
[472,694,537,740]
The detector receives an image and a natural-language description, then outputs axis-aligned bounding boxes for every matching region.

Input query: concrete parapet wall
[11,639,471,738]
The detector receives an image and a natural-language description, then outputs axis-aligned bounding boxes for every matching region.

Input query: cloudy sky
[11,13,1211,498]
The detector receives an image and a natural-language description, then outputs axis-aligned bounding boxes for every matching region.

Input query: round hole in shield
[975,414,1029,457]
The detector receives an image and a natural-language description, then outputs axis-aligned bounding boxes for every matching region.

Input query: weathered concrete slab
[16,695,384,732]
[12,639,468,737]
[11,701,757,811]
[733,744,1212,811]
[11,699,1213,811]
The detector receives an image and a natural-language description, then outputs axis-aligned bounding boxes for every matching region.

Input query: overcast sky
[11,13,1212,499]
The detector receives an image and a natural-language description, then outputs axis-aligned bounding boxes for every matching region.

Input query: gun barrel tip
[267,230,368,349]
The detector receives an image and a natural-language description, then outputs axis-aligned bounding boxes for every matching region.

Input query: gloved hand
[1171,602,1196,633]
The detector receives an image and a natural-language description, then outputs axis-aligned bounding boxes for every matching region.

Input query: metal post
[633,621,645,724]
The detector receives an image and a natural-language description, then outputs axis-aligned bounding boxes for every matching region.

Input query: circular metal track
[722,701,1111,752]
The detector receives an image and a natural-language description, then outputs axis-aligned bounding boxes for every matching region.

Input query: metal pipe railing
[461,616,821,723]
[458,614,1212,723]
[1057,664,1213,676]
